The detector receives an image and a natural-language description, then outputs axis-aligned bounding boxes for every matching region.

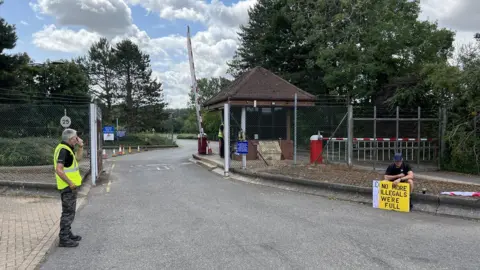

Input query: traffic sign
[103,133,114,141]
[117,130,126,138]
[60,116,71,128]
[236,141,248,154]
[103,126,115,141]
[103,126,115,133]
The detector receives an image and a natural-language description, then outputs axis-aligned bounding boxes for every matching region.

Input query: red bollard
[197,134,208,155]
[310,135,323,164]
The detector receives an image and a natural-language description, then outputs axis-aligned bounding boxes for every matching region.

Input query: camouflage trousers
[59,187,77,241]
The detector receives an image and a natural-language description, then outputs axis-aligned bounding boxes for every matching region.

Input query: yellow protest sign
[372,180,410,212]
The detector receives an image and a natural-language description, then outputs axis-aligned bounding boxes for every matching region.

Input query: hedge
[102,133,176,146]
[0,137,58,166]
[176,134,197,140]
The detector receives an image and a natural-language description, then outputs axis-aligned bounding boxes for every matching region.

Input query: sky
[0,0,478,108]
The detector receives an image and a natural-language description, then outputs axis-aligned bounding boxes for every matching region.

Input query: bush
[176,133,197,140]
[102,133,176,146]
[0,137,58,166]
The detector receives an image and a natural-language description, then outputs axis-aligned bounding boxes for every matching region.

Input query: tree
[441,42,480,174]
[135,78,168,130]
[0,0,31,98]
[304,0,454,105]
[185,77,230,137]
[189,77,231,107]
[114,39,151,130]
[36,61,90,100]
[83,38,117,123]
[227,0,324,94]
[113,39,166,131]
[230,0,454,104]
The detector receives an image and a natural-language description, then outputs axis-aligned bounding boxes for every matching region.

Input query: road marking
[106,181,111,193]
[180,162,193,165]
[127,164,170,171]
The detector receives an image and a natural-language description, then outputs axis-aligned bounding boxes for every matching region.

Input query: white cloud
[30,0,478,108]
[30,0,132,36]
[126,0,255,27]
[32,24,101,53]
[20,20,29,26]
[420,0,478,50]
[29,0,253,108]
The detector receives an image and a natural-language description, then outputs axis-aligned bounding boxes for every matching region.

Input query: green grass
[102,133,176,147]
[176,133,198,140]
[0,133,177,167]
[0,137,59,166]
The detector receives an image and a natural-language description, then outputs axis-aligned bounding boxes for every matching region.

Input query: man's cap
[394,153,403,161]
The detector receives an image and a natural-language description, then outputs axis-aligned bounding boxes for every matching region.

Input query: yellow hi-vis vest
[218,129,223,138]
[53,144,82,190]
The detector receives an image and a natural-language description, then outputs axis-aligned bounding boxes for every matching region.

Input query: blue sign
[103,126,114,133]
[236,141,248,154]
[117,130,126,138]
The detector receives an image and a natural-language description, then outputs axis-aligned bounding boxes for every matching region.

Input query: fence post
[373,106,377,171]
[438,107,442,169]
[396,106,399,153]
[223,103,230,176]
[89,103,97,186]
[347,105,353,167]
[417,107,421,165]
[241,107,246,169]
[294,94,297,166]
[440,107,447,167]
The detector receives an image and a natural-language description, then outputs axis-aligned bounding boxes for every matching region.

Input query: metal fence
[0,103,92,185]
[323,106,441,171]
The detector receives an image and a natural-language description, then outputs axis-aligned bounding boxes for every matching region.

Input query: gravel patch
[257,163,480,195]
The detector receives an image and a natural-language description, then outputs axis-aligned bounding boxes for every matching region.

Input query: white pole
[186,26,203,134]
[241,107,246,169]
[294,94,297,165]
[224,103,230,176]
[347,105,353,167]
[89,103,97,185]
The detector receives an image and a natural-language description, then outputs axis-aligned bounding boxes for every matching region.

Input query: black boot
[70,234,82,241]
[59,239,79,247]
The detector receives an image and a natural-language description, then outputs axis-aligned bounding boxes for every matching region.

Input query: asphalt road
[41,140,479,270]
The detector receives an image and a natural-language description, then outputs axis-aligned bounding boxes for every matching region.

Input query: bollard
[128,146,132,154]
[112,149,117,157]
[137,145,140,152]
[102,149,107,159]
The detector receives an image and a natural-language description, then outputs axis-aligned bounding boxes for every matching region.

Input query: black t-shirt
[385,163,412,176]
[56,142,75,167]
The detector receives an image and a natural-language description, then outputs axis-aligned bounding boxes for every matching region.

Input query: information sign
[373,180,410,212]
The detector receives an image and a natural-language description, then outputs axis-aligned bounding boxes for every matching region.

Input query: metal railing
[324,138,438,163]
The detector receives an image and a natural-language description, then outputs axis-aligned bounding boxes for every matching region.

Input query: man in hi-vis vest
[218,124,224,158]
[54,128,84,247]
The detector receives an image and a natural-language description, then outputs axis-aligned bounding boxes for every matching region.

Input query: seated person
[384,153,414,193]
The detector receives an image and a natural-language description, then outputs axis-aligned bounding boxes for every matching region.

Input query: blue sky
[0,0,476,108]
[1,0,256,108]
